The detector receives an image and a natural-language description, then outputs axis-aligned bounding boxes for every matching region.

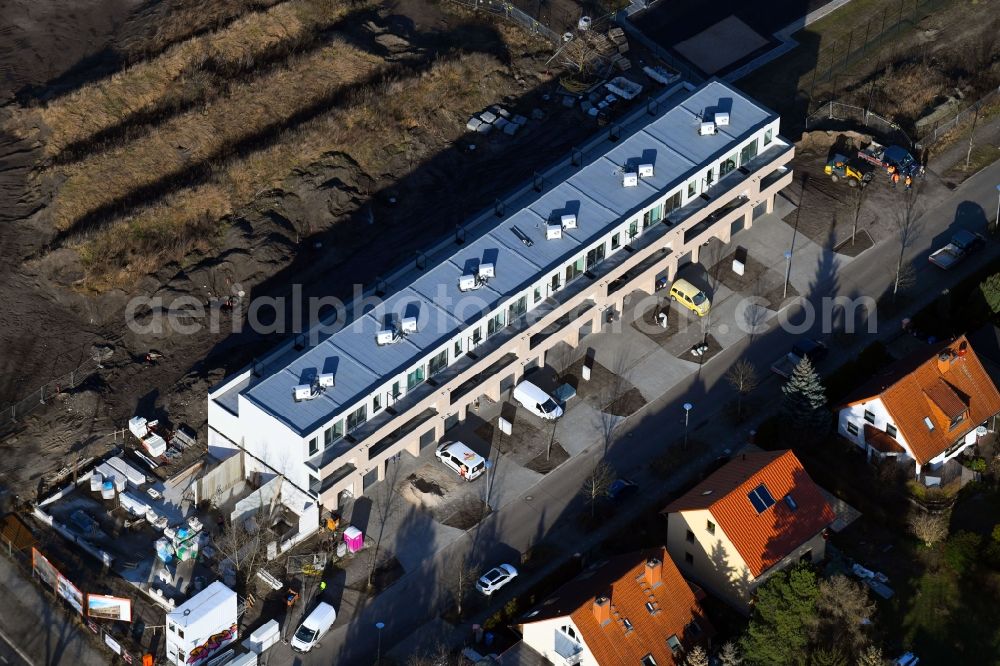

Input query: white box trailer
[166,581,238,666]
[107,456,146,488]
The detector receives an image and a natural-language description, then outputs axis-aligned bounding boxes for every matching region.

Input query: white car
[476,564,518,596]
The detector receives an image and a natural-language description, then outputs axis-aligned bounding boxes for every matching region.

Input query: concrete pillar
[689,244,700,265]
[765,193,775,214]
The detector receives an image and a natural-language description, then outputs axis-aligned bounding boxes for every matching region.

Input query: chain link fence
[805,100,914,148]
[919,87,1000,147]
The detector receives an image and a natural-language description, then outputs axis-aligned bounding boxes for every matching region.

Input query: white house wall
[837,398,913,460]
[521,616,595,666]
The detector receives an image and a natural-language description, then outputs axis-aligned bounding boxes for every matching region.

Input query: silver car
[476,563,518,595]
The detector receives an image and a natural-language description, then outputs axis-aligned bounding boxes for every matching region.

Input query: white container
[108,456,146,488]
[142,434,167,457]
[90,473,104,492]
[128,416,148,439]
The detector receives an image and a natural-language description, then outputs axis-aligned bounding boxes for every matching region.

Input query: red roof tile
[842,335,1000,464]
[663,451,835,577]
[521,547,710,666]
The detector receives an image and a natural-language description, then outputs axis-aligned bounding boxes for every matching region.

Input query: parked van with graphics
[435,441,487,481]
[513,380,563,420]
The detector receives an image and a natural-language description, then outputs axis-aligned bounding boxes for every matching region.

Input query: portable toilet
[343,526,363,553]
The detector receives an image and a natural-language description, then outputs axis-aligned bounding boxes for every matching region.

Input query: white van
[290,602,336,653]
[435,441,487,481]
[513,380,563,420]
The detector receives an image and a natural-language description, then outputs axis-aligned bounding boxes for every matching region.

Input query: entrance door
[363,468,378,490]
[752,201,768,220]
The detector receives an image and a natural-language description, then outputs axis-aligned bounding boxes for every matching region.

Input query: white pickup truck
[928,229,985,269]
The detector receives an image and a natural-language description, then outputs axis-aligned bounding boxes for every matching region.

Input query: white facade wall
[236,395,310,491]
[521,616,595,666]
[837,398,911,457]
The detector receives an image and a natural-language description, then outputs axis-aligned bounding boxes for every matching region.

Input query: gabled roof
[520,547,710,666]
[840,335,1000,464]
[663,450,835,577]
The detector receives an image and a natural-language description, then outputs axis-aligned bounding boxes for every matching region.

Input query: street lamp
[683,402,693,449]
[375,621,385,665]
[783,250,793,299]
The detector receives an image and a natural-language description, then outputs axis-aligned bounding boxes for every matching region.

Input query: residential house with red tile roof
[661,450,835,612]
[836,335,1000,477]
[517,547,711,666]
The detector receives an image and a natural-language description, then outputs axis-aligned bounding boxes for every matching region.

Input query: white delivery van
[435,441,487,481]
[290,602,336,653]
[512,380,563,420]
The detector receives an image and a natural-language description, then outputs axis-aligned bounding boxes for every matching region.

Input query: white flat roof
[234,79,777,435]
[168,581,236,630]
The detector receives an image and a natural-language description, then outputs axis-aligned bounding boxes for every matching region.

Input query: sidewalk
[0,554,107,666]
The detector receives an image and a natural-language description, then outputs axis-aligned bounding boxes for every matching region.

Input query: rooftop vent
[376,327,401,346]
[699,121,717,136]
[638,163,654,179]
[478,263,495,280]
[622,171,639,187]
[561,213,577,229]
[293,384,316,401]
[714,112,730,126]
[400,316,418,334]
[546,222,563,240]
[458,274,478,292]
[318,373,336,388]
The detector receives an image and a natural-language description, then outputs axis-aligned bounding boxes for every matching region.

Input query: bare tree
[813,575,876,656]
[213,497,274,592]
[891,186,923,300]
[580,461,615,518]
[725,359,759,420]
[685,645,709,666]
[367,459,404,589]
[850,181,868,245]
[893,261,917,295]
[908,509,949,547]
[965,105,981,171]
[406,641,460,666]
[445,553,477,619]
[599,350,635,455]
[718,641,743,666]
[857,644,887,666]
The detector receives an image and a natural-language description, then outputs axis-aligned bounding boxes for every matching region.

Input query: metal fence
[0,354,107,438]
[448,0,562,44]
[804,100,914,148]
[919,87,1000,147]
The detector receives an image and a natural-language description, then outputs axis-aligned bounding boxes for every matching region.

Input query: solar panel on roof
[747,483,776,513]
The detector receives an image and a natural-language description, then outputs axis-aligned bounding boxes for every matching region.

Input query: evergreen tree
[856,645,886,666]
[810,647,848,666]
[684,645,709,666]
[781,356,828,430]
[740,565,820,666]
[718,642,743,666]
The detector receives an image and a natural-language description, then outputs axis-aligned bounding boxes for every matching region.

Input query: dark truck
[857,142,920,177]
[928,229,985,269]
[771,338,828,378]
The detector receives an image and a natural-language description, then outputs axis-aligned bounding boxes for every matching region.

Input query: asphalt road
[274,162,1000,665]
[0,631,31,666]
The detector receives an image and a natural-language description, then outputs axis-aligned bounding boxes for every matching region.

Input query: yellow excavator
[824,154,874,187]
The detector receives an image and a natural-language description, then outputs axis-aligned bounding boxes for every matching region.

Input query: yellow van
[669,278,710,316]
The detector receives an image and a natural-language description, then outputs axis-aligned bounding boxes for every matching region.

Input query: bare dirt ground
[0,0,670,501]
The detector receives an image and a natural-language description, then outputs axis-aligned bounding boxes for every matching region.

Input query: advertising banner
[32,548,83,614]
[58,576,84,614]
[87,594,133,622]
[104,634,122,655]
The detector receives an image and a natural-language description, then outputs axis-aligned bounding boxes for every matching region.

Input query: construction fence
[918,87,1000,148]
[804,101,914,149]
[447,0,563,44]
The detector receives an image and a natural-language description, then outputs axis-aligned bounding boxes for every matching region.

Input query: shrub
[943,531,981,574]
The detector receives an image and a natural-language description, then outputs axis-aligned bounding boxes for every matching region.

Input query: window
[863,410,876,425]
[565,256,585,283]
[886,423,897,439]
[560,625,577,641]
[324,421,344,447]
[643,204,663,228]
[390,381,401,400]
[667,634,682,656]
[740,138,759,165]
[407,365,425,390]
[642,654,657,666]
[687,179,697,198]
[628,219,639,239]
[611,232,621,250]
[347,405,367,431]
[428,349,448,377]
[623,618,634,632]
[686,529,695,543]
[924,416,935,430]
[471,327,483,345]
[784,494,798,511]
[705,167,714,188]
[663,191,682,214]
[533,286,542,304]
[800,549,813,563]
[747,483,776,513]
[550,273,561,293]
[719,152,737,177]
[764,127,774,146]
[454,339,463,357]
[846,421,859,436]
[308,437,318,456]
[586,244,605,270]
[706,520,715,535]
[684,552,694,565]
[372,394,382,414]
[646,601,656,614]
[949,412,966,430]
[508,295,527,321]
[487,312,505,337]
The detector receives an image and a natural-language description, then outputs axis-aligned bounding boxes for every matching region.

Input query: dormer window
[667,634,682,656]
[949,411,967,430]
